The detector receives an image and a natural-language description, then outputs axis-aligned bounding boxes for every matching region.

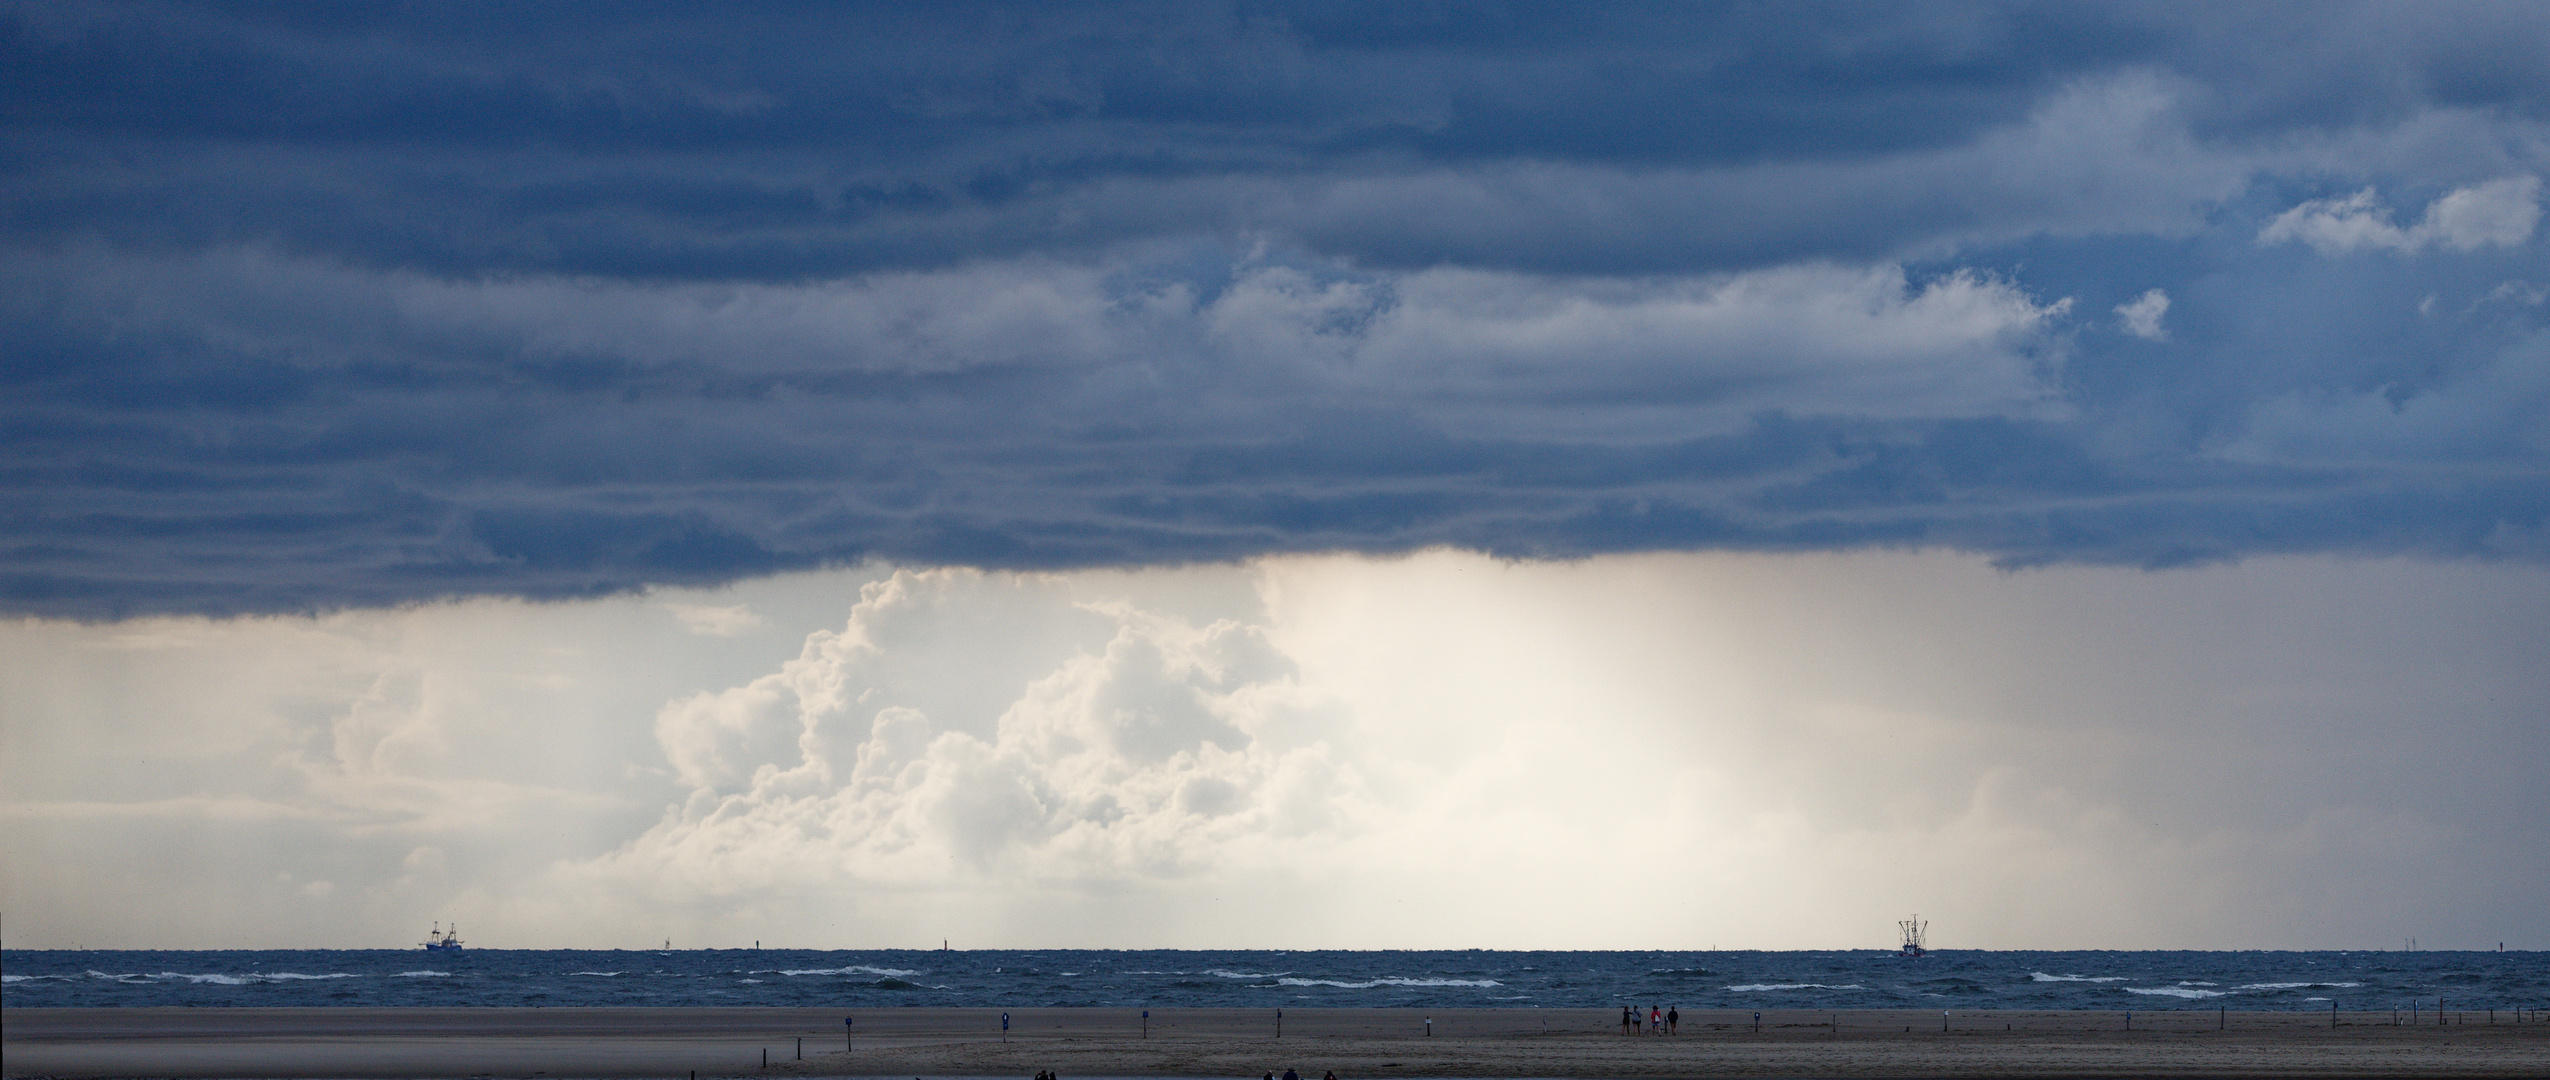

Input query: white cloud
[2114,288,2170,341]
[37,243,2078,445]
[605,570,1365,904]
[1352,264,2074,424]
[2259,175,2542,254]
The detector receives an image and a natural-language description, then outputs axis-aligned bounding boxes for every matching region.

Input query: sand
[7,1006,2547,1078]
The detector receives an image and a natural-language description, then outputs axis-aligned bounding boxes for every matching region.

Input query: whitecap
[263,972,356,981]
[1726,983,1865,992]
[2238,981,2362,990]
[1274,976,1501,989]
[2030,972,2128,982]
[2127,986,2227,999]
[393,970,450,978]
[1204,969,1285,980]
[739,978,764,984]
[778,965,918,978]
[570,971,623,977]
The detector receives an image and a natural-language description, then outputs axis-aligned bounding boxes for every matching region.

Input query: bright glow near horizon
[5,550,2543,952]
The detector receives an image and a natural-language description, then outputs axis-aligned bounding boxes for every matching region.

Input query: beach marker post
[796,1037,802,1060]
[1276,1008,1283,1038]
[1143,1010,1149,1039]
[1002,1012,1010,1043]
[846,1016,853,1053]
[1425,1016,1432,1037]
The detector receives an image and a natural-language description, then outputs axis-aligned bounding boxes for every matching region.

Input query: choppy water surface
[4,949,2542,1010]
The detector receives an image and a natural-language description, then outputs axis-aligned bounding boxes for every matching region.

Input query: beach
[8,1006,2547,1078]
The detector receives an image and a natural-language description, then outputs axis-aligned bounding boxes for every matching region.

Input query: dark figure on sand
[1667,1007,1678,1034]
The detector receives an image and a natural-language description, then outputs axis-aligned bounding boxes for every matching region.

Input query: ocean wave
[2031,972,2128,982]
[2127,986,2227,999]
[777,966,918,978]
[570,971,623,977]
[262,972,356,981]
[393,970,450,978]
[1203,969,1285,980]
[2238,981,2362,990]
[1274,976,1501,989]
[1726,983,1865,992]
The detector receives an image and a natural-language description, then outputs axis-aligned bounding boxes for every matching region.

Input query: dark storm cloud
[5,1,2549,616]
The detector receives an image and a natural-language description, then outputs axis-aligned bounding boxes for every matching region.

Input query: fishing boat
[422,921,464,951]
[1898,916,1926,958]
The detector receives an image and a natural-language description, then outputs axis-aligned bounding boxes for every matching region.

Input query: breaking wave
[1274,976,1501,989]
[1727,983,1866,992]
[2127,986,2228,999]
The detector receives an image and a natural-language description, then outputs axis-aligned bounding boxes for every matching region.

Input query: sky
[2,2,2546,950]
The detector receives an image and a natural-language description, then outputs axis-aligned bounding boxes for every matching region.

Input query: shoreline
[8,1006,2549,1079]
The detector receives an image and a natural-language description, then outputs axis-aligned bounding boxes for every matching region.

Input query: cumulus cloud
[2114,288,2170,341]
[2259,176,2543,255]
[626,570,1361,892]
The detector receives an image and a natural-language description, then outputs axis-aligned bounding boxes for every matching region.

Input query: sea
[5,949,2543,1012]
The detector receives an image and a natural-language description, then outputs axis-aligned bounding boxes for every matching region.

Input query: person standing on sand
[1283,1068,1299,1080]
[1650,1007,1663,1034]
[1621,1006,1633,1035]
[1667,1007,1678,1034]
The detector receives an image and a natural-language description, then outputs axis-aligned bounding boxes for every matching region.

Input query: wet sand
[7,1006,2547,1078]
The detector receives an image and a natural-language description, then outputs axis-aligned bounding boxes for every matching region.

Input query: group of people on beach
[1622,1005,1678,1035]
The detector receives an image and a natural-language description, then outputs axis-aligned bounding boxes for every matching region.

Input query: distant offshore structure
[1898,916,1927,958]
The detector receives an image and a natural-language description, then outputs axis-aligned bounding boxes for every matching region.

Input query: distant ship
[1898,916,1926,958]
[422,921,464,951]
